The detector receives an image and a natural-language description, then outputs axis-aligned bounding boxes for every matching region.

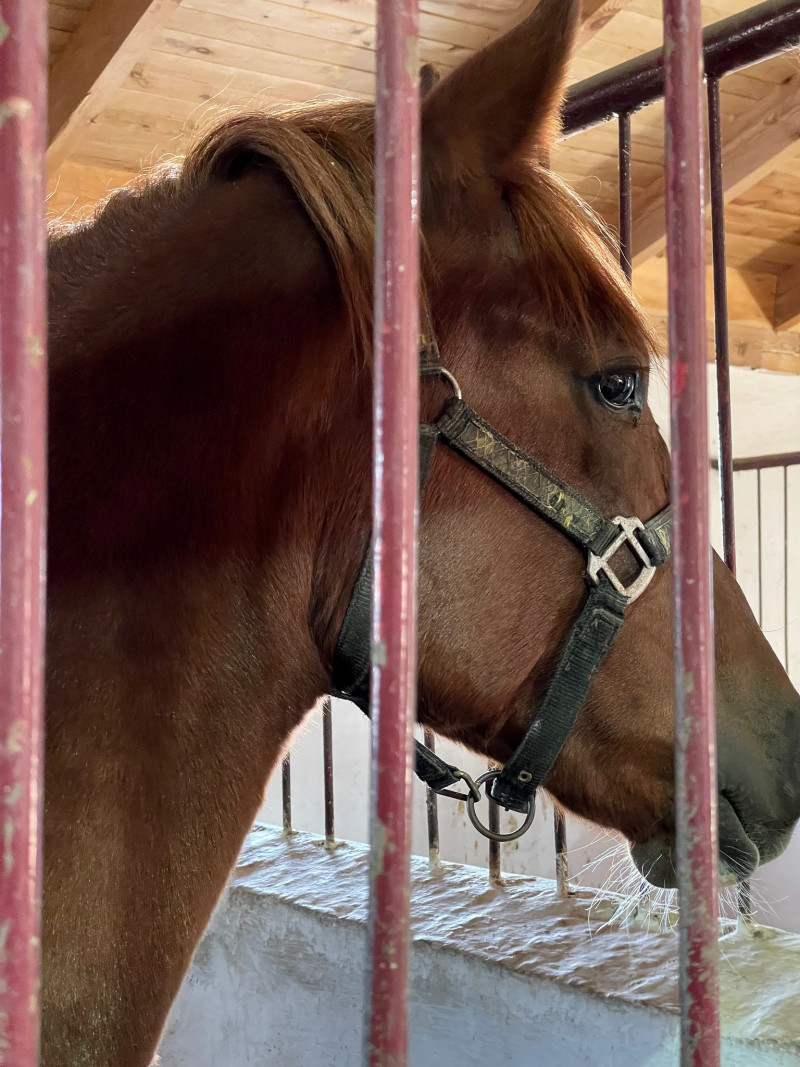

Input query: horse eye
[595,371,641,414]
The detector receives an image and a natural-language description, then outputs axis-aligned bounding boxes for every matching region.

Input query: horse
[45,0,800,1063]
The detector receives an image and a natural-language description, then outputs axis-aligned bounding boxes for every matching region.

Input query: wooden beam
[648,314,800,375]
[576,0,633,45]
[634,259,776,330]
[498,0,631,41]
[48,0,181,174]
[774,262,800,332]
[632,69,800,267]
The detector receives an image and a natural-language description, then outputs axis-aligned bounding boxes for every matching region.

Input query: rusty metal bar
[488,761,501,883]
[322,697,335,846]
[554,807,570,896]
[618,112,633,283]
[707,75,737,577]
[422,729,441,867]
[0,0,48,1062]
[663,1,720,1064]
[281,756,292,834]
[564,0,800,136]
[365,0,421,1061]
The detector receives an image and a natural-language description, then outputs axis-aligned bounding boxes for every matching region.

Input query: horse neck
[46,172,371,751]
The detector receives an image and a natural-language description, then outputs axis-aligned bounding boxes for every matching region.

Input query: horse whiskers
[573,835,776,936]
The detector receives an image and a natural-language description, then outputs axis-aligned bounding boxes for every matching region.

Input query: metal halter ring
[439,368,462,400]
[466,770,537,843]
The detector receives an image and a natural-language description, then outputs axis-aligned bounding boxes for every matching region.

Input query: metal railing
[3,0,798,1064]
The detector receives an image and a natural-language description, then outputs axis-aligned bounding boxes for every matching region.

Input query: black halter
[330,337,672,842]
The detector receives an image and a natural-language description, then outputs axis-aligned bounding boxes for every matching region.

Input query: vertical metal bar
[663,2,720,1065]
[0,1,48,1062]
[757,469,763,627]
[488,761,501,884]
[281,755,292,835]
[554,807,570,896]
[785,465,790,672]
[707,75,736,576]
[366,0,420,1062]
[322,697,335,846]
[708,71,750,923]
[422,729,440,867]
[618,112,633,283]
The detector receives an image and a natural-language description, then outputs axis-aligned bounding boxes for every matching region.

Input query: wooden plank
[634,258,776,329]
[576,0,635,45]
[632,69,800,266]
[153,27,375,95]
[47,162,135,221]
[774,262,800,332]
[648,314,800,375]
[48,0,182,173]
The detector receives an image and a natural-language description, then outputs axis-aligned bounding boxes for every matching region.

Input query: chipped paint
[3,817,14,875]
[25,333,43,370]
[0,15,9,46]
[406,36,419,86]
[0,96,32,127]
[371,818,388,878]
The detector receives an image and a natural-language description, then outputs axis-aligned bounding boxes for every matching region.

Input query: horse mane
[50,99,656,365]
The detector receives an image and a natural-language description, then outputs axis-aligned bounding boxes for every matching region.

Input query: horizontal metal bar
[563,0,800,136]
[712,452,800,472]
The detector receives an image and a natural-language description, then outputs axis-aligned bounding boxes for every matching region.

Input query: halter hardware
[467,770,536,842]
[330,333,672,842]
[586,516,657,604]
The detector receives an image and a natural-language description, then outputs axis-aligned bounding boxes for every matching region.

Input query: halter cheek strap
[329,348,672,840]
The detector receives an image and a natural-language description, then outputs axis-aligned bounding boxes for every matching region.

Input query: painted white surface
[160,827,800,1067]
[258,363,800,932]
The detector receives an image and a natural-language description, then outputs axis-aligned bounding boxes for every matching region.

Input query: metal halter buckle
[586,516,656,604]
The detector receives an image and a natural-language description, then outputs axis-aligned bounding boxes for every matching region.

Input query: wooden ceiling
[46,0,800,372]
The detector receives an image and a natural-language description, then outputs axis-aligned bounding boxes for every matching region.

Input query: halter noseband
[330,335,672,843]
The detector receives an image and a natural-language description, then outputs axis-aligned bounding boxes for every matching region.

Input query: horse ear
[422,0,580,181]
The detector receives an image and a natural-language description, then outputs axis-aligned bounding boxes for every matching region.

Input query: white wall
[160,827,800,1067]
[258,364,800,932]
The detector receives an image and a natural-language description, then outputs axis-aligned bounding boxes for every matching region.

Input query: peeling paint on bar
[663,2,720,1065]
[0,1,48,1062]
[365,0,421,1063]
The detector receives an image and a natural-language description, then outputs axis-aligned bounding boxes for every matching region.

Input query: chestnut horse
[45,0,799,1063]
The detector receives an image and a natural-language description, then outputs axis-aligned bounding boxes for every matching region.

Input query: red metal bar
[322,697,335,846]
[618,112,633,283]
[663,2,720,1065]
[0,0,48,1062]
[707,76,736,577]
[365,0,421,1062]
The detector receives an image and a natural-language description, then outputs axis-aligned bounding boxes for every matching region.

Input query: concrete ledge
[159,825,800,1066]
